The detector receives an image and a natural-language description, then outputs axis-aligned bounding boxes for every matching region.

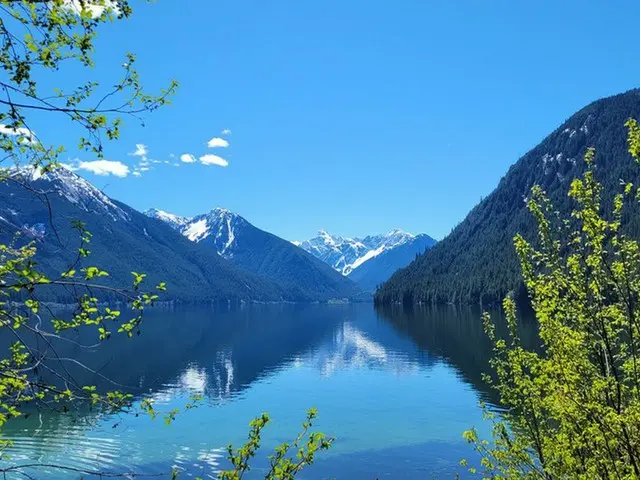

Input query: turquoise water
[0,304,535,479]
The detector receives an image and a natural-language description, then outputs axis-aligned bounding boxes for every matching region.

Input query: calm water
[0,304,538,479]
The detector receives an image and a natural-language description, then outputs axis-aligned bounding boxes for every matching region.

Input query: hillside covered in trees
[0,168,287,303]
[375,89,640,305]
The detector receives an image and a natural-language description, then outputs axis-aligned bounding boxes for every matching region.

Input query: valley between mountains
[4,89,640,306]
[0,168,435,303]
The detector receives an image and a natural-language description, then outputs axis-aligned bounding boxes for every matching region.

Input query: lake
[0,303,538,479]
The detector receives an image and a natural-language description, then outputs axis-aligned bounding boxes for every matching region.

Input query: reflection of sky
[1,306,493,479]
[173,445,225,479]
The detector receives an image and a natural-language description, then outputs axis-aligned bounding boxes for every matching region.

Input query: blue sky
[38,1,640,240]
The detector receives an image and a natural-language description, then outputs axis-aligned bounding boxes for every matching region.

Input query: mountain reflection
[304,321,426,377]
[0,303,530,478]
[375,303,540,405]
[63,304,347,401]
[2,303,540,409]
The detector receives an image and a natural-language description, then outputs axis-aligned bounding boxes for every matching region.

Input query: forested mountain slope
[147,208,365,302]
[348,234,436,292]
[376,89,640,305]
[0,168,286,303]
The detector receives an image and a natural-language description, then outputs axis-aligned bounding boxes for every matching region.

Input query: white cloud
[207,137,230,148]
[72,160,130,178]
[139,166,151,172]
[132,171,142,177]
[0,124,36,144]
[61,0,120,18]
[221,129,232,135]
[180,153,197,163]
[199,154,229,167]
[130,144,148,158]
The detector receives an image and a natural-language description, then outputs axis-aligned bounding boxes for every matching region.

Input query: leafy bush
[464,121,640,478]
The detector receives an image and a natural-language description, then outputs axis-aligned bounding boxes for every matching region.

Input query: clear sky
[40,1,640,241]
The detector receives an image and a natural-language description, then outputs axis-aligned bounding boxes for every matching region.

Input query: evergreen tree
[464,120,640,479]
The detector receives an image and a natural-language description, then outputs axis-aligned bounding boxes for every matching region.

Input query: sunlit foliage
[219,409,334,480]
[464,121,640,479]
[0,0,186,476]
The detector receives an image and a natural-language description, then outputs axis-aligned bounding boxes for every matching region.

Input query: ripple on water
[4,426,131,476]
[5,426,229,480]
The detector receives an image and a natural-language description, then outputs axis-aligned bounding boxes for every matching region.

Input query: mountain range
[0,163,434,304]
[145,208,436,294]
[375,88,640,306]
[295,230,436,291]
[0,167,286,303]
[295,230,418,275]
[15,87,638,307]
[347,234,436,292]
[144,207,364,301]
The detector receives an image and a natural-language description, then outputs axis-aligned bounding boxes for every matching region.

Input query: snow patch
[184,218,210,242]
[298,229,418,275]
[221,215,235,254]
[22,223,46,239]
[144,208,191,230]
[9,166,129,221]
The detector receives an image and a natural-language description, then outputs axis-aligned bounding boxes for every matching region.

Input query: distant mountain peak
[386,228,411,237]
[145,206,248,257]
[316,229,345,246]
[297,229,423,275]
[144,205,362,301]
[211,207,233,216]
[0,171,289,303]
[8,165,130,222]
[144,208,191,230]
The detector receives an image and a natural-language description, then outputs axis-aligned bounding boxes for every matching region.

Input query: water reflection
[21,304,346,401]
[0,303,539,478]
[306,322,423,377]
[376,303,540,404]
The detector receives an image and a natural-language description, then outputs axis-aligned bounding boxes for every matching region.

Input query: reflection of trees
[1,304,349,470]
[8,304,348,405]
[375,304,540,405]
[0,302,542,475]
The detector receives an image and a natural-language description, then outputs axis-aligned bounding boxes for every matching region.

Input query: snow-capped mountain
[296,229,419,275]
[181,208,248,257]
[348,233,436,291]
[0,167,287,302]
[7,166,130,222]
[2,168,361,302]
[144,207,247,258]
[143,208,191,231]
[145,207,364,301]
